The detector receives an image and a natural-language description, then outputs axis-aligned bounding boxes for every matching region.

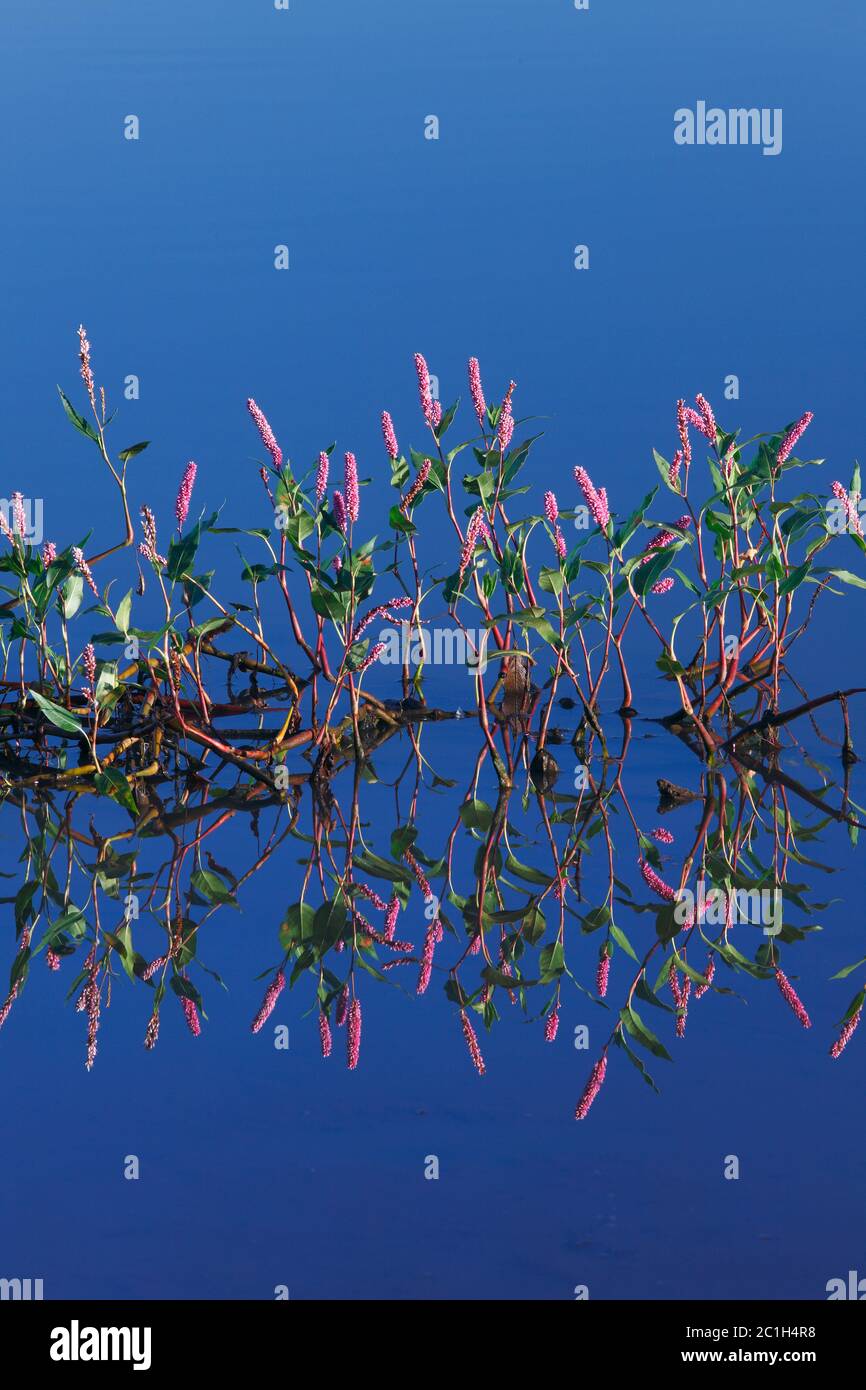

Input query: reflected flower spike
[250,968,286,1033]
[639,857,677,902]
[347,998,362,1069]
[315,451,329,504]
[381,411,399,460]
[544,1005,560,1042]
[830,1006,862,1059]
[695,393,717,442]
[777,411,813,464]
[695,954,716,1000]
[344,452,359,523]
[319,1011,333,1059]
[181,996,202,1036]
[336,984,349,1027]
[143,1012,160,1051]
[72,546,99,597]
[333,490,347,534]
[775,968,812,1029]
[468,356,486,425]
[246,398,282,469]
[460,1009,486,1075]
[414,352,435,426]
[574,1054,607,1120]
[596,954,610,998]
[384,895,400,941]
[175,460,196,531]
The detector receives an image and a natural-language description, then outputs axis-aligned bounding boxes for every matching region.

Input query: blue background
[1,0,864,1300]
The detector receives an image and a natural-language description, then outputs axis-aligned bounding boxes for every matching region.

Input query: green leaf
[118,441,150,463]
[57,387,100,443]
[28,689,85,736]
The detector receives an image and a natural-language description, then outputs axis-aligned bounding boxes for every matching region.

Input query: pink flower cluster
[246,399,282,470]
[777,411,813,464]
[574,466,609,531]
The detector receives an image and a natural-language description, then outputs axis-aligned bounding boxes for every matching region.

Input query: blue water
[1,0,865,1300]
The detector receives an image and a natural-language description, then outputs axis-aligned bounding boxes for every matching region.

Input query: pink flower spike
[574,1055,607,1120]
[652,826,674,844]
[830,481,864,538]
[497,380,516,452]
[356,641,385,676]
[777,411,813,464]
[46,949,61,972]
[319,1011,333,1059]
[695,393,717,442]
[333,490,347,534]
[381,411,399,460]
[246,398,282,469]
[651,577,675,595]
[42,541,57,567]
[574,466,610,531]
[72,546,99,597]
[414,353,435,426]
[315,451,329,504]
[11,491,26,538]
[674,514,692,531]
[669,450,683,489]
[544,1005,560,1042]
[175,460,197,531]
[676,400,692,467]
[344,452,359,523]
[544,491,559,524]
[400,458,432,513]
[468,357,487,425]
[775,968,811,1029]
[431,400,442,428]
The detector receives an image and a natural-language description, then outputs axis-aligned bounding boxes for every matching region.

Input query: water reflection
[2,681,863,1119]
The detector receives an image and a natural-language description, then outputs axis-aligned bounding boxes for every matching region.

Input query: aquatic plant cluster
[0,330,864,1118]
